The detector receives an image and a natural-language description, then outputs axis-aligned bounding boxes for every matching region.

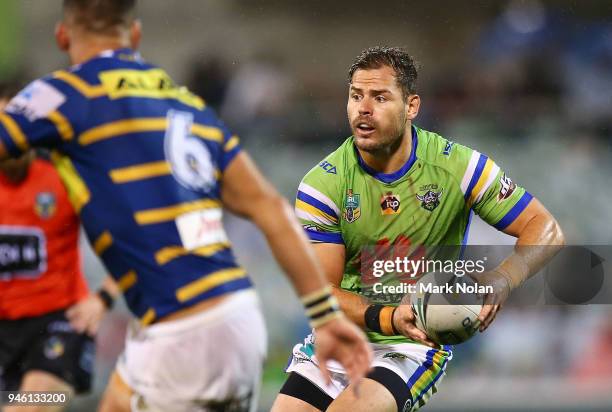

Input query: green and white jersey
[295,126,532,344]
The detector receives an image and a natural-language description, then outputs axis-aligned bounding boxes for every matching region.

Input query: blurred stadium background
[3,0,612,410]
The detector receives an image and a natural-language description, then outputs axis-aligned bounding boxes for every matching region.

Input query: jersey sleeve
[0,78,77,158]
[459,149,532,230]
[295,164,343,244]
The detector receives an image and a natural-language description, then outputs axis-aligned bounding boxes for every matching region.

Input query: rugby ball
[410,272,483,345]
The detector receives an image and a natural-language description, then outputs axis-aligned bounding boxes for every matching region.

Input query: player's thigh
[271,393,322,412]
[3,370,73,412]
[97,371,132,412]
[272,372,334,412]
[327,378,396,412]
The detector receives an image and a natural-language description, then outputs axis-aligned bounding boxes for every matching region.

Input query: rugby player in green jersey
[273,47,564,412]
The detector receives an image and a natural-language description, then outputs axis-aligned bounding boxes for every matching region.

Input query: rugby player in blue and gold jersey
[0,1,372,411]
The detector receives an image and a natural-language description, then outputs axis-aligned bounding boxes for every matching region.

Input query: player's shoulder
[415,125,479,176]
[2,73,77,125]
[298,137,356,204]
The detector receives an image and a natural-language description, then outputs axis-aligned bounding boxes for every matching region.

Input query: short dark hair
[348,46,419,98]
[63,0,137,34]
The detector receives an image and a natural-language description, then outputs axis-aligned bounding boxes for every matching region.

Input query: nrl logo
[343,189,361,223]
[416,185,443,211]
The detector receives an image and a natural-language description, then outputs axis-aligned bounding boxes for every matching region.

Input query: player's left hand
[66,293,108,336]
[469,270,512,332]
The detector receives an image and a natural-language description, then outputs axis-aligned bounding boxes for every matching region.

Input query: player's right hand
[314,316,373,386]
[66,293,108,336]
[392,301,437,348]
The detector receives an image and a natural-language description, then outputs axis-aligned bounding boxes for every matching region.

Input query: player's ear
[406,94,420,120]
[130,19,142,50]
[55,22,70,52]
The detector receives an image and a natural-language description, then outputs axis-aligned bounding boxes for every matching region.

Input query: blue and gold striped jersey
[0,49,251,323]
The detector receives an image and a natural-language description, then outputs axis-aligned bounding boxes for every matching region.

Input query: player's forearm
[331,285,373,329]
[101,276,121,299]
[497,212,565,290]
[251,194,331,297]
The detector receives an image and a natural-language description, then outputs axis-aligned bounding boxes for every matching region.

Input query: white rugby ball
[410,272,483,345]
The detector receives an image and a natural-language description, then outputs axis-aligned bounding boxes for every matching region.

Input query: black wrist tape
[364,304,384,333]
[97,289,115,309]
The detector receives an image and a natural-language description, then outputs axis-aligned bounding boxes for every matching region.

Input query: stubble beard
[352,112,408,157]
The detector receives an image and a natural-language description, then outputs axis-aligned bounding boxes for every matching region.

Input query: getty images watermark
[359,245,611,305]
[370,256,492,295]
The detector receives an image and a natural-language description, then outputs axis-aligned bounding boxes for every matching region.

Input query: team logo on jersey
[35,192,57,219]
[44,336,65,360]
[498,173,516,201]
[318,160,337,174]
[343,189,361,223]
[442,140,454,156]
[416,184,443,211]
[380,193,401,215]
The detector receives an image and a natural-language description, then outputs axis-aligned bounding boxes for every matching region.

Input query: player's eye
[375,95,386,103]
[351,94,362,101]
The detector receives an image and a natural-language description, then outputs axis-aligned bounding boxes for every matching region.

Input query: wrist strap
[301,286,342,329]
[364,304,384,333]
[365,305,398,335]
[391,307,401,335]
[379,306,395,335]
[97,289,115,310]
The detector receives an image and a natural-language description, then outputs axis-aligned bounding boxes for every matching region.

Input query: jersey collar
[96,48,143,61]
[355,126,418,184]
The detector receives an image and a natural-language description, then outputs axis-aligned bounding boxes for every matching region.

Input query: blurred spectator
[186,55,231,112]
[220,52,295,138]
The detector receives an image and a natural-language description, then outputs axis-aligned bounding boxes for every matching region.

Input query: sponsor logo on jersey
[5,80,66,121]
[318,160,337,174]
[343,189,361,223]
[175,208,228,251]
[0,227,46,279]
[99,68,204,109]
[35,192,57,219]
[44,336,65,360]
[498,173,516,201]
[416,184,443,211]
[402,398,413,412]
[380,192,401,215]
[293,352,314,365]
[442,140,454,156]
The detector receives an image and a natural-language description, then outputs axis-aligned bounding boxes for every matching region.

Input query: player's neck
[358,130,413,174]
[69,36,132,65]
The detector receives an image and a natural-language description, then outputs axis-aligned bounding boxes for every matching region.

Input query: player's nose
[358,98,373,116]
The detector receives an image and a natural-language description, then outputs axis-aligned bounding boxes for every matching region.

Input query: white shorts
[116,290,267,412]
[285,334,452,411]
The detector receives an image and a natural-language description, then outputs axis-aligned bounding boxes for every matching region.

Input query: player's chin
[354,135,384,153]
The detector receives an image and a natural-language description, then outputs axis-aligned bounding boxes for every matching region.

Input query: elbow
[267,192,293,216]
[551,218,566,247]
[250,190,294,226]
